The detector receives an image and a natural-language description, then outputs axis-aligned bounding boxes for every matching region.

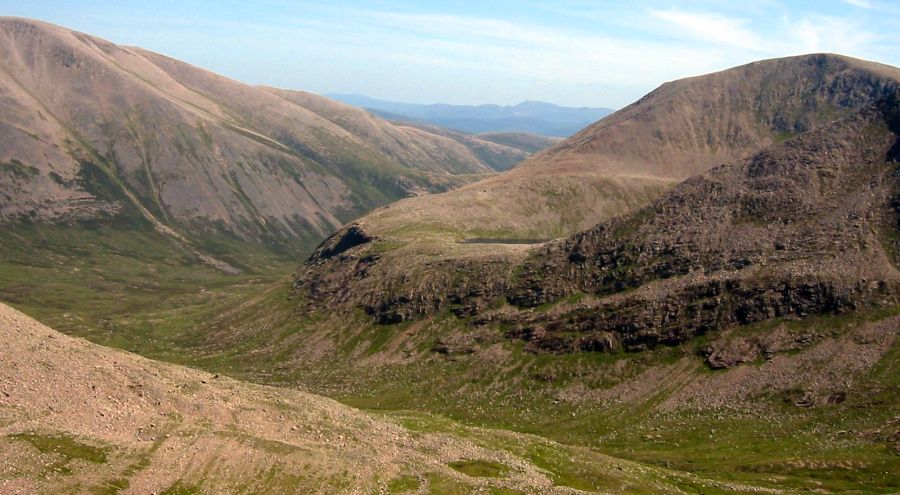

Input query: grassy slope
[0,229,757,495]
[1,224,898,493]
[0,224,296,361]
[91,275,898,494]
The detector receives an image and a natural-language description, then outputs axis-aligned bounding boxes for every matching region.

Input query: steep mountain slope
[0,17,510,264]
[327,94,614,137]
[0,302,730,494]
[292,54,900,303]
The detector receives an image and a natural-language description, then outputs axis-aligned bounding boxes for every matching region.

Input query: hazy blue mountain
[326,94,614,137]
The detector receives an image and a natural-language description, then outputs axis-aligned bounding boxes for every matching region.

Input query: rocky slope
[0,17,526,264]
[296,88,900,342]
[500,94,900,352]
[5,302,705,494]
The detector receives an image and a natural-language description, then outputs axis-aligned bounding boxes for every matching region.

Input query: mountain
[259,87,544,172]
[0,302,728,494]
[327,94,614,137]
[519,53,900,181]
[177,65,900,492]
[167,56,900,492]
[302,91,900,332]
[0,17,535,270]
[295,54,900,288]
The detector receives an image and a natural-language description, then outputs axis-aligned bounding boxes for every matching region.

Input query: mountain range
[327,93,614,137]
[1,16,899,495]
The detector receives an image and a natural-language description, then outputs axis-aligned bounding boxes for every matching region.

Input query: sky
[2,1,899,108]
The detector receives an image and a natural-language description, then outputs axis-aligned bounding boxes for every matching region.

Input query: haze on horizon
[1,0,898,109]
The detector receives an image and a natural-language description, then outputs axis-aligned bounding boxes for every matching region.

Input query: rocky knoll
[296,92,900,352]
[500,93,900,352]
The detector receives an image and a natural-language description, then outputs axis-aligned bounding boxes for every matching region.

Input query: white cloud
[841,0,874,8]
[780,15,881,56]
[647,9,766,51]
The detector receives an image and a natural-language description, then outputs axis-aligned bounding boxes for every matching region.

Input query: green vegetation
[424,473,475,494]
[448,460,509,478]
[387,474,421,493]
[10,431,109,475]
[0,223,294,363]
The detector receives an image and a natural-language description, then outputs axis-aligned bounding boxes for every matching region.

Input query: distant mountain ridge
[326,94,614,137]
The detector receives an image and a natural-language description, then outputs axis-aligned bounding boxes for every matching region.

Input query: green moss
[425,473,475,494]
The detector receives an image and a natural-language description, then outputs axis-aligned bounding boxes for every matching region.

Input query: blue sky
[2,0,899,107]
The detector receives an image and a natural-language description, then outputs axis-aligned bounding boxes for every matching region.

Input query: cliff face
[296,92,900,351]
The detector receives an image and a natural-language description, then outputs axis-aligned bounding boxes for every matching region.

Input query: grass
[424,473,475,494]
[10,431,109,476]
[387,474,421,493]
[160,482,202,495]
[448,460,509,478]
[0,224,294,363]
[206,300,900,494]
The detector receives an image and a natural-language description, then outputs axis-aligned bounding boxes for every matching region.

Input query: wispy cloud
[647,8,887,60]
[841,0,874,8]
[8,0,898,107]
[648,9,766,51]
